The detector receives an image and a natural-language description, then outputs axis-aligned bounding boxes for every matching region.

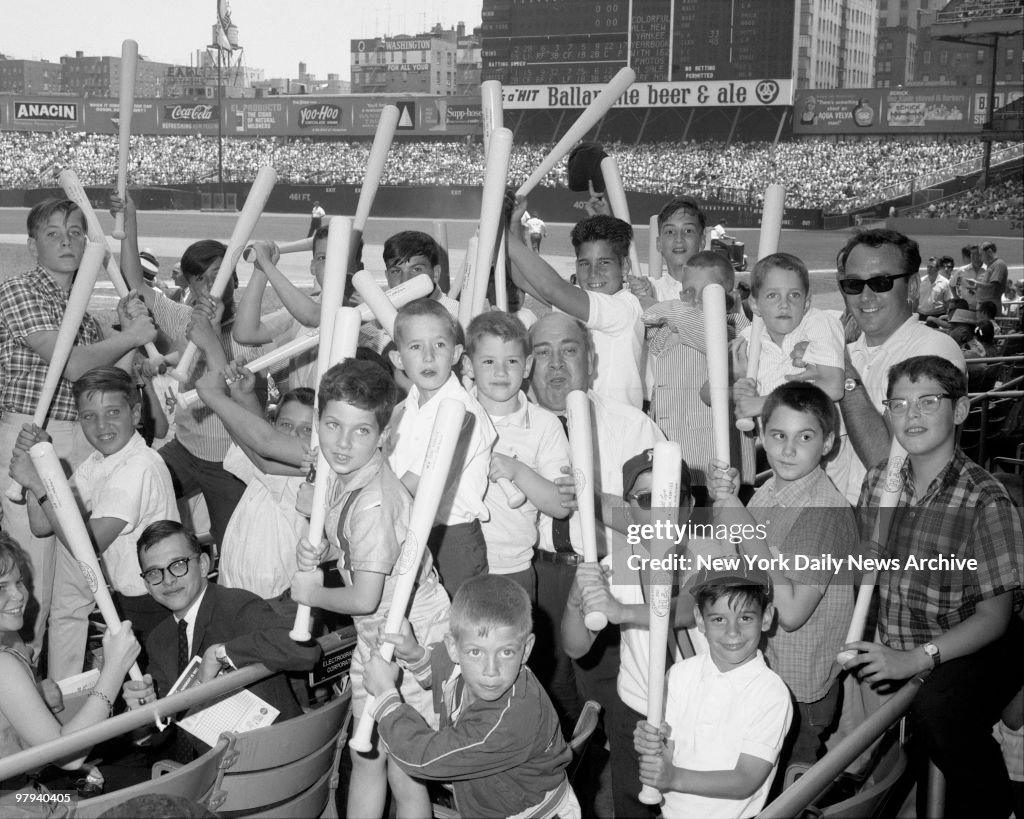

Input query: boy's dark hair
[26,198,82,237]
[837,229,921,279]
[465,310,529,358]
[393,297,460,348]
[312,225,329,251]
[947,298,969,315]
[137,520,202,560]
[318,358,398,431]
[570,215,633,261]
[657,196,707,233]
[279,386,315,410]
[383,230,441,268]
[695,584,771,617]
[450,574,532,640]
[750,252,810,298]
[685,250,736,289]
[975,320,995,345]
[886,355,967,403]
[977,301,998,321]
[0,531,32,584]
[73,366,139,408]
[761,383,838,454]
[180,240,228,280]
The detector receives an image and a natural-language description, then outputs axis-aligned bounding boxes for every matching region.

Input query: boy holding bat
[708,382,857,769]
[463,311,571,601]
[363,574,580,819]
[289,359,451,819]
[840,355,1023,818]
[0,198,157,678]
[634,565,791,819]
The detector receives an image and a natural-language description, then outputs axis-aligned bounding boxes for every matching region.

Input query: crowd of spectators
[912,176,1024,222]
[0,130,1017,215]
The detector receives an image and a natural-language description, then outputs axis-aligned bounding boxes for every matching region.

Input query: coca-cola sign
[297,104,341,128]
[165,104,217,121]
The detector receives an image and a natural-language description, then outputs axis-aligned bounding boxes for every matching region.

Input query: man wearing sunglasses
[836,229,965,498]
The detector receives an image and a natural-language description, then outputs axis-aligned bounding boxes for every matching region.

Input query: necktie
[177,618,189,676]
[551,415,574,553]
[174,618,194,762]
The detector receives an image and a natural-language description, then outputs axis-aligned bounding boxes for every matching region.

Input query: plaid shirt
[858,448,1024,650]
[0,266,102,421]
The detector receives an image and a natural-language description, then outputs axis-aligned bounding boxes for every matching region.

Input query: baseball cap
[139,250,159,281]
[621,448,692,501]
[685,562,771,595]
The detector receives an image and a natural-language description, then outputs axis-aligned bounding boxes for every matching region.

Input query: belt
[536,550,582,566]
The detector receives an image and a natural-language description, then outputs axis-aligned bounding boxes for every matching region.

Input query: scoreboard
[482,0,796,85]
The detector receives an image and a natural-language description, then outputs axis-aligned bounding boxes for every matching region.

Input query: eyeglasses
[881,394,954,416]
[140,555,199,585]
[838,271,914,295]
[627,491,652,510]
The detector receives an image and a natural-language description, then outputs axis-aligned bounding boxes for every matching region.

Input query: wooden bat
[351,269,434,340]
[28,442,144,682]
[112,39,138,240]
[290,218,352,642]
[432,220,450,294]
[6,241,105,502]
[648,214,662,279]
[494,233,508,313]
[353,105,400,233]
[565,390,606,631]
[496,475,526,508]
[515,67,635,198]
[481,80,504,157]
[172,165,277,381]
[735,315,764,432]
[837,439,906,665]
[349,399,467,753]
[449,231,477,301]
[639,441,683,806]
[600,155,643,281]
[702,283,731,465]
[242,235,314,262]
[757,183,786,261]
[58,169,162,364]
[464,127,514,326]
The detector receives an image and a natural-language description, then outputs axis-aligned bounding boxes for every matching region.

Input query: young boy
[710,382,857,768]
[463,311,571,600]
[383,230,459,317]
[634,565,792,819]
[635,196,708,304]
[841,355,1024,818]
[289,358,451,819]
[732,252,854,500]
[385,298,496,595]
[363,574,579,819]
[508,199,644,408]
[11,367,179,655]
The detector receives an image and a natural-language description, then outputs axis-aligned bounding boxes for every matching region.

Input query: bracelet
[89,688,114,717]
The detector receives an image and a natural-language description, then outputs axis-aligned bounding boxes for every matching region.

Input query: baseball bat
[353,105,400,233]
[6,241,105,502]
[481,80,504,158]
[639,441,683,806]
[58,169,162,364]
[112,39,138,241]
[515,67,635,198]
[648,214,662,279]
[837,439,906,665]
[735,316,765,432]
[173,165,277,381]
[28,442,143,682]
[242,235,314,262]
[290,218,352,642]
[757,184,786,261]
[352,270,402,339]
[349,399,468,753]
[702,284,731,465]
[494,234,509,313]
[465,127,514,325]
[600,155,643,282]
[496,476,526,508]
[565,390,606,631]
[449,232,477,301]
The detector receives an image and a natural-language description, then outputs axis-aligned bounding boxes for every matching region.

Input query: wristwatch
[843,376,861,394]
[922,642,941,668]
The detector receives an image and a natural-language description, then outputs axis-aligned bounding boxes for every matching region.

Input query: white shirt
[662,651,792,819]
[652,275,683,302]
[387,373,497,525]
[73,432,180,596]
[584,289,644,408]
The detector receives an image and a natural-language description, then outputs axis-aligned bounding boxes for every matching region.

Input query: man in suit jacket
[122,520,319,735]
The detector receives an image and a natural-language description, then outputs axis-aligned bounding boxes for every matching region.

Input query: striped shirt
[0,266,103,421]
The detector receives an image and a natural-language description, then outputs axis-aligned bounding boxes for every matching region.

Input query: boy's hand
[380,619,426,664]
[789,340,810,369]
[16,423,50,453]
[509,195,530,238]
[489,452,521,484]
[578,574,627,624]
[108,192,136,218]
[784,362,821,384]
[555,465,579,511]
[225,361,255,396]
[730,336,749,377]
[248,240,280,271]
[732,378,763,421]
[627,275,654,299]
[39,678,64,714]
[186,305,220,349]
[707,459,742,505]
[288,567,324,606]
[123,674,156,710]
[585,183,611,217]
[295,536,327,572]
[840,641,928,685]
[9,448,44,496]
[362,648,400,697]
[116,291,148,328]
[633,718,671,755]
[638,736,677,791]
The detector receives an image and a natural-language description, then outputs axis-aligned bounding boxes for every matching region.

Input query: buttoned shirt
[857,448,1023,650]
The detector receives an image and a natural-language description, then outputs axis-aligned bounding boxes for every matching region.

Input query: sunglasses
[627,491,652,510]
[838,270,914,295]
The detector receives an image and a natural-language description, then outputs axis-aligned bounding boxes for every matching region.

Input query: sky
[1,0,484,81]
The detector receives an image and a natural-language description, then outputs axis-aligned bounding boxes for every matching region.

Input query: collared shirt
[662,651,791,819]
[917,273,951,313]
[858,448,1023,650]
[846,316,965,492]
[175,584,210,659]
[581,288,644,408]
[748,468,857,701]
[0,266,103,420]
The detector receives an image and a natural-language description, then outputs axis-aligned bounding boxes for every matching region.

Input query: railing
[0,663,271,783]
